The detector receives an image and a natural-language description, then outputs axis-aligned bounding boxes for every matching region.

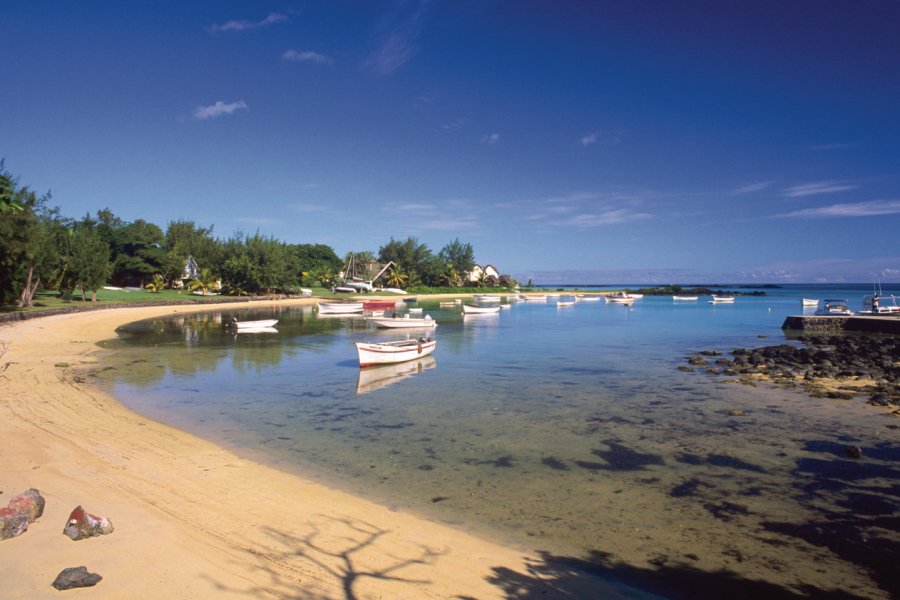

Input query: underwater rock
[844,446,863,460]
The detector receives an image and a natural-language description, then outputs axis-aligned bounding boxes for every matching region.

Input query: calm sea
[95,284,900,599]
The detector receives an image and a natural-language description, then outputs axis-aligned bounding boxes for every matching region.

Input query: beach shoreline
[0,298,623,599]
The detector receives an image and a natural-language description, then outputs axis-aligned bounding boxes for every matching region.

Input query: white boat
[860,293,900,315]
[473,294,502,303]
[355,337,437,367]
[373,287,407,295]
[299,288,313,296]
[801,298,819,307]
[462,304,502,314]
[708,295,736,304]
[605,292,635,304]
[235,326,278,334]
[332,286,358,294]
[577,295,601,302]
[815,299,853,315]
[367,314,437,328]
[522,295,548,302]
[317,302,364,314]
[233,319,278,329]
[556,300,576,307]
[673,296,699,301]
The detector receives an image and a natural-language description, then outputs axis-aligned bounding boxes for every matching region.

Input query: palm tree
[145,273,166,293]
[441,266,462,288]
[385,266,408,289]
[188,267,217,295]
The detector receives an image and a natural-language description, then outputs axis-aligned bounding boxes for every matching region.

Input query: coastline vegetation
[0,164,518,313]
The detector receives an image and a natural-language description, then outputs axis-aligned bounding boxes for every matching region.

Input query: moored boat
[673,295,699,301]
[233,318,278,329]
[317,302,364,314]
[708,295,736,304]
[367,314,437,328]
[363,300,398,312]
[801,298,819,307]
[462,304,502,314]
[815,299,853,315]
[355,337,437,367]
[605,292,635,304]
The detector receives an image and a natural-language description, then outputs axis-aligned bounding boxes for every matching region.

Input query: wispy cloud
[558,208,652,227]
[282,50,333,65]
[779,199,900,218]
[782,181,858,198]
[733,181,775,194]
[579,130,622,147]
[580,133,598,147]
[208,12,287,33]
[480,133,500,145]
[365,0,432,77]
[192,100,248,120]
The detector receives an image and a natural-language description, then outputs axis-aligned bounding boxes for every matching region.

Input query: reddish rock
[63,505,114,541]
[7,488,45,523]
[1,507,29,540]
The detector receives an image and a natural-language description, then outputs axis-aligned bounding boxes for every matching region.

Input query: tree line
[0,165,517,307]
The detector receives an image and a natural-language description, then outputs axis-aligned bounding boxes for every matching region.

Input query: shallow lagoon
[95,286,900,599]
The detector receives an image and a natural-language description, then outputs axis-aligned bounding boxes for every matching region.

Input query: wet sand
[0,300,644,599]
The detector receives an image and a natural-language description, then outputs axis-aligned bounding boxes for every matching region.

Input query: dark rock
[844,446,863,460]
[51,566,102,590]
[63,506,114,541]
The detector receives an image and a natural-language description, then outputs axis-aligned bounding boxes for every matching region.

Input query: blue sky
[3,1,899,284]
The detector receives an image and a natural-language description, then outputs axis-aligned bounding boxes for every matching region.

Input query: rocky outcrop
[685,335,900,406]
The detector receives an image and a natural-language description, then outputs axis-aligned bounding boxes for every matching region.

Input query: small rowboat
[317,302,364,314]
[801,298,819,307]
[355,337,437,367]
[363,300,399,312]
[672,296,699,301]
[367,315,437,328]
[604,292,634,304]
[708,295,735,304]
[233,319,278,329]
[462,304,501,314]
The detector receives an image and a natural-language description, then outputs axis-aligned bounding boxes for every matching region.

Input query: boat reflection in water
[356,355,436,395]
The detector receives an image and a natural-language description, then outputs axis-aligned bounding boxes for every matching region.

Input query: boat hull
[355,338,437,367]
[235,319,278,329]
[368,316,437,328]
[462,304,501,314]
[317,302,364,314]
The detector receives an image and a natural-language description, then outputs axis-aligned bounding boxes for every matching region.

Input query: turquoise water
[95,284,900,599]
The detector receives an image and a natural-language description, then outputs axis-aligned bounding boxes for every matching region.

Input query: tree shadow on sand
[201,514,446,600]
[478,549,874,600]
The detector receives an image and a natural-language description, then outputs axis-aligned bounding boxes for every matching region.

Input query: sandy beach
[0,299,624,599]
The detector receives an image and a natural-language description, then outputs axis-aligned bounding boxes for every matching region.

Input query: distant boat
[363,300,398,312]
[355,337,437,367]
[605,292,635,304]
[673,296,699,301]
[523,295,548,302]
[815,299,853,315]
[317,302,364,314]
[374,287,407,295]
[462,304,502,314]
[801,298,819,307]
[577,295,601,302]
[556,299,576,307]
[708,295,736,304]
[367,314,437,328]
[233,318,278,329]
[332,286,358,294]
[473,294,502,303]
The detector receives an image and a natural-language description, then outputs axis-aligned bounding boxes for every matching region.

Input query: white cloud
[282,50,333,65]
[580,133,598,147]
[192,100,248,120]
[560,208,652,227]
[782,181,858,198]
[364,0,431,77]
[733,181,775,194]
[480,133,500,145]
[209,12,287,33]
[779,199,900,218]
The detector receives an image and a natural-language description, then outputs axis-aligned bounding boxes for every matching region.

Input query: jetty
[782,314,900,335]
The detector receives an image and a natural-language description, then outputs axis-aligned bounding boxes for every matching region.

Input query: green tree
[378,237,432,287]
[145,273,166,293]
[188,267,218,295]
[110,219,166,286]
[438,238,476,281]
[69,222,111,301]
[384,266,408,289]
[0,166,58,306]
[164,220,219,284]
